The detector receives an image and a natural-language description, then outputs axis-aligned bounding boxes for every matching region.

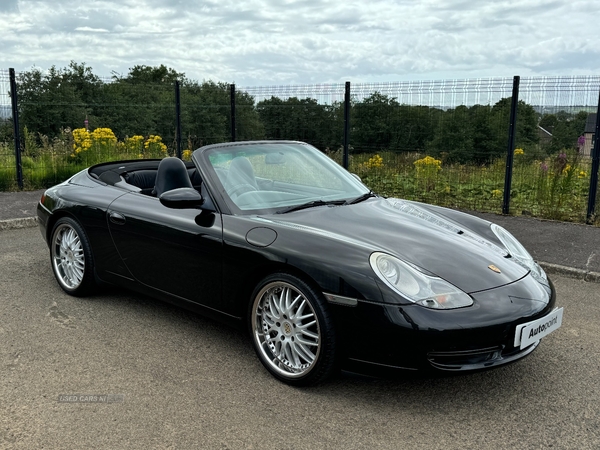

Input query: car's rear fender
[39,182,133,283]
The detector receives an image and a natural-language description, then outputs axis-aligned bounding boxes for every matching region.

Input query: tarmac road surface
[1,227,599,449]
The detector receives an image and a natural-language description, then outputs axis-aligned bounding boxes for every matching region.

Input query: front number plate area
[514,307,564,350]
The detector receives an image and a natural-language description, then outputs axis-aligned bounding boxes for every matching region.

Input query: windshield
[198,142,369,214]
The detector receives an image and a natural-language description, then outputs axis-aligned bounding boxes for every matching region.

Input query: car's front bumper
[36,199,51,244]
[425,340,540,371]
[332,274,556,375]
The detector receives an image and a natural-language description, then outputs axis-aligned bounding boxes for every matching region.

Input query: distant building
[582,113,597,157]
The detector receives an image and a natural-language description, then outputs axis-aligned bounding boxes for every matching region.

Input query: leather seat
[125,170,157,194]
[226,157,258,191]
[187,168,203,188]
[152,157,194,197]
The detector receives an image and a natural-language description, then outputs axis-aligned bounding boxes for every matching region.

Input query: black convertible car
[37,140,563,385]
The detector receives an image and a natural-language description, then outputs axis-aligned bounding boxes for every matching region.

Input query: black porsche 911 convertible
[37,140,563,385]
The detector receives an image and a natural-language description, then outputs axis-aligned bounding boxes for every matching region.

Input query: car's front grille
[427,346,504,370]
[427,341,539,371]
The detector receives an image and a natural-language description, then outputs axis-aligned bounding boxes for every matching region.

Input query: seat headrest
[153,157,194,197]
[227,157,258,189]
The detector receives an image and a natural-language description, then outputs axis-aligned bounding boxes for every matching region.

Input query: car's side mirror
[159,187,204,209]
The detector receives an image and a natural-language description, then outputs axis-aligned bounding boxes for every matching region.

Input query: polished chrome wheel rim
[252,281,321,378]
[52,223,85,290]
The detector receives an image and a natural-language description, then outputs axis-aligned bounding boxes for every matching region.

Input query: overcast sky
[1,0,599,86]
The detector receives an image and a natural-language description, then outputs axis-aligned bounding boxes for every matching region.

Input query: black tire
[248,273,337,386]
[50,217,96,296]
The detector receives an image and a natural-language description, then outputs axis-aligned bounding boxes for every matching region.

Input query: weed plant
[0,131,597,225]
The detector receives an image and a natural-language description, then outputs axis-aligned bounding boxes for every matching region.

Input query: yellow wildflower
[91,128,117,144]
[124,135,145,155]
[362,154,384,170]
[144,135,168,155]
[414,156,442,173]
[72,128,92,155]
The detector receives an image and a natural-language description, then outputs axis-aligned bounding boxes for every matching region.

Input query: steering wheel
[228,183,258,198]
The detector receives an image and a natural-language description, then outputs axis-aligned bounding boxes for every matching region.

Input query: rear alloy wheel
[50,217,96,296]
[249,273,336,386]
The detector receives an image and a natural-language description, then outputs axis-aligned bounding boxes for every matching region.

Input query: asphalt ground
[1,227,599,449]
[1,189,599,280]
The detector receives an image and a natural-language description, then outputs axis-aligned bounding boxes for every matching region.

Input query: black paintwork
[37,141,558,374]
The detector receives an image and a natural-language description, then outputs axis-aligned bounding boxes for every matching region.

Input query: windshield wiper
[347,192,377,205]
[277,199,347,214]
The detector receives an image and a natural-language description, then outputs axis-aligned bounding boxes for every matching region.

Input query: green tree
[120,65,181,84]
[0,118,14,143]
[17,62,103,139]
[393,105,442,153]
[540,110,588,153]
[426,105,475,163]
[180,81,265,149]
[100,65,185,144]
[257,96,335,149]
[351,93,442,154]
[539,113,558,130]
[180,80,229,148]
[468,104,503,162]
[490,98,539,153]
[352,92,399,152]
[235,90,265,142]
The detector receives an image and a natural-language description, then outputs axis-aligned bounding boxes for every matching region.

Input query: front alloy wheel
[250,273,336,386]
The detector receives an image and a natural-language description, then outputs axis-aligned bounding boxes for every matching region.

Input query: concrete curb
[539,262,600,284]
[0,217,38,231]
[2,216,599,284]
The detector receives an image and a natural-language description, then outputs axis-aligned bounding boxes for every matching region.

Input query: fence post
[502,76,520,215]
[9,68,23,190]
[586,89,600,224]
[174,80,182,159]
[343,81,351,170]
[230,84,236,142]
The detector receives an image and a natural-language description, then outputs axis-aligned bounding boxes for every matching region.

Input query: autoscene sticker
[514,307,564,349]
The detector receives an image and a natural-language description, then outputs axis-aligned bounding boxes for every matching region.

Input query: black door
[107,192,223,311]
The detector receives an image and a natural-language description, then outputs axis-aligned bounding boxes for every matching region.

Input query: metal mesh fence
[514,76,600,221]
[12,72,183,187]
[341,76,600,220]
[0,69,16,190]
[179,82,231,150]
[0,68,598,223]
[345,78,517,213]
[91,77,177,143]
[240,84,346,151]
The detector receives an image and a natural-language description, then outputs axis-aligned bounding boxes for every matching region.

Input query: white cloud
[0,0,599,85]
[75,27,110,33]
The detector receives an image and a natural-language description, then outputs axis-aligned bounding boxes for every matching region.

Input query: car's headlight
[491,224,547,282]
[369,252,473,309]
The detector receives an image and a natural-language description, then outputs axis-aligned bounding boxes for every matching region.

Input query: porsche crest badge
[488,264,501,273]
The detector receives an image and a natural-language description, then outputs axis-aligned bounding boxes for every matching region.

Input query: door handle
[109,211,126,225]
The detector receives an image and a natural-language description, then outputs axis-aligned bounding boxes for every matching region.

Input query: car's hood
[259,198,529,294]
